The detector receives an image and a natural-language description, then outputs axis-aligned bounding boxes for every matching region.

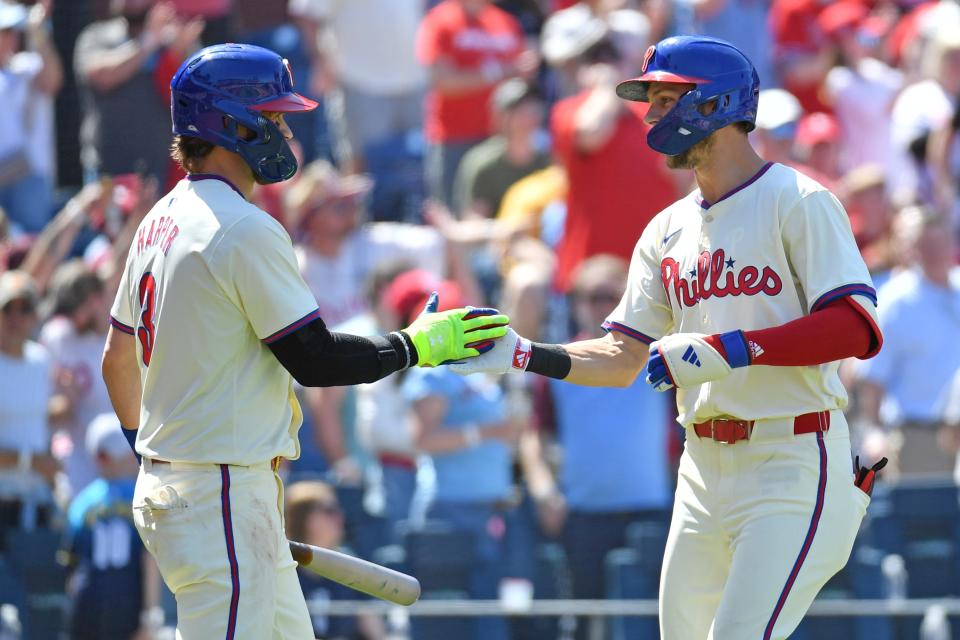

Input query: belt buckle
[711,419,752,444]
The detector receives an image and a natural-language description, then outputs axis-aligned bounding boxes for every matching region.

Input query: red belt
[693,411,831,444]
[378,453,416,470]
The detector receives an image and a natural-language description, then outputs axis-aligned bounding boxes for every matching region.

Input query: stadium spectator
[285,480,386,640]
[855,206,960,479]
[688,0,775,88]
[836,164,897,280]
[0,271,58,547]
[890,21,960,202]
[819,2,902,179]
[0,0,62,235]
[403,280,524,640]
[520,254,672,639]
[453,78,550,219]
[74,0,198,185]
[167,0,233,45]
[416,0,538,208]
[540,0,652,99]
[62,413,162,640]
[769,0,833,113]
[752,88,803,168]
[303,261,421,545]
[289,0,426,174]
[287,159,449,326]
[39,260,113,498]
[793,111,843,189]
[549,29,678,292]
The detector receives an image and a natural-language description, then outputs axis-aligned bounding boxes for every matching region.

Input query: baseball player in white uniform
[100,44,507,638]
[451,36,885,639]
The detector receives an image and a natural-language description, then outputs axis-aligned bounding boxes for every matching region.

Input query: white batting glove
[446,327,532,376]
[646,332,739,391]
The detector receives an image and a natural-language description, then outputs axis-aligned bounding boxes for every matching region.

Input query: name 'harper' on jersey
[661,248,783,309]
[136,214,180,257]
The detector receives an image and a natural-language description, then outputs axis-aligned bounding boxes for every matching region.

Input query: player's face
[262,111,293,140]
[643,82,696,127]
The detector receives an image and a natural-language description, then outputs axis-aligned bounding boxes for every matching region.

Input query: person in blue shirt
[62,413,162,639]
[402,280,523,640]
[285,480,385,640]
[520,255,673,640]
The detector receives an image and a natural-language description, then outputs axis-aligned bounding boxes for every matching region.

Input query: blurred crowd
[2,0,960,638]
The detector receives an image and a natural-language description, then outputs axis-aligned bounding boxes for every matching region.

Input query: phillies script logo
[661,249,783,308]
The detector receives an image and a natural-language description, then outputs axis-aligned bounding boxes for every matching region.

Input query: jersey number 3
[137,272,157,366]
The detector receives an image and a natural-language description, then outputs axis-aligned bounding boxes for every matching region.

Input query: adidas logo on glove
[681,346,701,367]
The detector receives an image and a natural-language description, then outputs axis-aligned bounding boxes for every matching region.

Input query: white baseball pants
[132,459,314,639]
[659,411,871,640]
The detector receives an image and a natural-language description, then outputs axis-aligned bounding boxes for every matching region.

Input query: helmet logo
[642,46,655,74]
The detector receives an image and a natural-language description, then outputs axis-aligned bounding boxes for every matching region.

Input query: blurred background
[1,0,960,638]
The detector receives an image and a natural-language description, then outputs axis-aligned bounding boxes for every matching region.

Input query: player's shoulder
[762,162,843,216]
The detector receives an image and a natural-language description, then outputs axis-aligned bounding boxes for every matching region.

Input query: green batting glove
[401,292,510,367]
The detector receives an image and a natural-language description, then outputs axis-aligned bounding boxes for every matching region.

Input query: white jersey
[605,162,879,427]
[110,176,319,465]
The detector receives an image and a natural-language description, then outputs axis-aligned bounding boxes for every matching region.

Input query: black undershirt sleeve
[266,316,417,387]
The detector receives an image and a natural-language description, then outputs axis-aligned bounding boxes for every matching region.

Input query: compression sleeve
[703,297,878,367]
[267,316,418,387]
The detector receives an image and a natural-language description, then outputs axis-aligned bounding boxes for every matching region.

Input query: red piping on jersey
[220,465,240,640]
[601,320,656,345]
[186,173,246,200]
[763,430,827,639]
[109,315,135,335]
[696,162,774,210]
[704,296,880,366]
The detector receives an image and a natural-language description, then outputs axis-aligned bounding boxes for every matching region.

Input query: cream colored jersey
[110,176,319,464]
[604,162,879,427]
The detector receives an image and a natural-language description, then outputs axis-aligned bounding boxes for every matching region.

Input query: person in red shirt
[550,35,679,292]
[769,0,836,113]
[416,0,539,210]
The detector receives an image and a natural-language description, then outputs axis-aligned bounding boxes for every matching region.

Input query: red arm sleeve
[704,297,879,367]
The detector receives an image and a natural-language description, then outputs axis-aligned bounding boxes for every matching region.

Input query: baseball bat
[289,540,421,606]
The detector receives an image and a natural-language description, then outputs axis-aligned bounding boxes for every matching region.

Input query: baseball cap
[818,1,869,39]
[796,112,841,147]
[755,89,802,132]
[85,413,132,460]
[541,9,609,66]
[0,270,37,310]
[0,2,26,31]
[382,269,465,324]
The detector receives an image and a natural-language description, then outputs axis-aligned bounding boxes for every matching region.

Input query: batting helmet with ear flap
[171,44,318,184]
[616,36,760,156]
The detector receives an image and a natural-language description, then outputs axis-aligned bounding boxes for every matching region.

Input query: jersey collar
[186,173,246,200]
[696,162,774,210]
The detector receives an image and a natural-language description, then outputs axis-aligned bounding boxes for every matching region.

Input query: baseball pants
[659,411,870,640]
[133,458,314,639]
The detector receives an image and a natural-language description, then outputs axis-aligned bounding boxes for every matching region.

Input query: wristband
[526,343,572,380]
[390,331,413,369]
[718,330,751,368]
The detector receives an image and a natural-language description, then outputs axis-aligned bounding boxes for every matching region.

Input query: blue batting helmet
[171,44,318,184]
[616,36,759,156]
